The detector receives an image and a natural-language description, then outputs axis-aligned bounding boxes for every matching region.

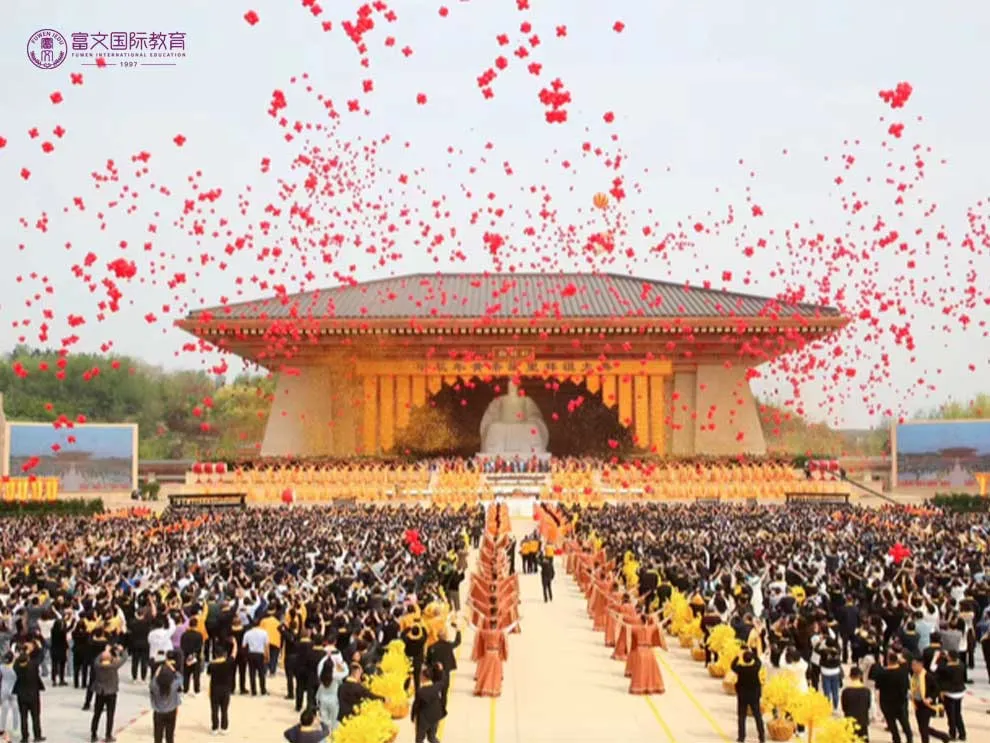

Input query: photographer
[89,643,128,743]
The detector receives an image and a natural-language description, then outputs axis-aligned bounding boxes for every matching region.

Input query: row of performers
[464,502,520,697]
[567,540,668,695]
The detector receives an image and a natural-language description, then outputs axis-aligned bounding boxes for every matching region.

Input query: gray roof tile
[187,272,839,322]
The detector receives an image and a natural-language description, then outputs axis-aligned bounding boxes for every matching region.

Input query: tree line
[0,346,984,460]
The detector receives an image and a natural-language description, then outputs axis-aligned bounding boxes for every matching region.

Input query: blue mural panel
[6,422,136,491]
[895,420,990,488]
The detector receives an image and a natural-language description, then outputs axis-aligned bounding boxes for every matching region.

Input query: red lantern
[281,488,294,505]
[203,462,214,475]
[192,462,203,475]
[216,462,227,475]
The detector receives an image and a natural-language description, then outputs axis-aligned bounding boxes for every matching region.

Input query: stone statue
[479,380,549,454]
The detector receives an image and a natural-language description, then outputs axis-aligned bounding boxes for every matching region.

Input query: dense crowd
[0,505,481,743]
[569,502,990,742]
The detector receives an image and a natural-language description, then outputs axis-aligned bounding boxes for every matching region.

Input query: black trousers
[248,653,267,696]
[92,692,117,739]
[236,652,248,693]
[293,672,313,711]
[153,709,177,743]
[131,647,150,681]
[542,579,553,602]
[943,697,965,741]
[18,698,42,742]
[183,660,201,694]
[736,693,765,743]
[74,648,90,688]
[284,654,297,698]
[881,701,913,743]
[415,718,439,743]
[914,706,949,743]
[51,653,67,685]
[210,690,231,731]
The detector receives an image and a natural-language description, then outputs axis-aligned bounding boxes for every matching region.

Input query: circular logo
[27,29,67,70]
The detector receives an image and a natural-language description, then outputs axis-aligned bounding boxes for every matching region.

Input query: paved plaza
[24,516,990,743]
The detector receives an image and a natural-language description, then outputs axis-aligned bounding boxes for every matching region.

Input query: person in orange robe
[626,613,666,695]
[473,620,509,697]
[611,595,640,660]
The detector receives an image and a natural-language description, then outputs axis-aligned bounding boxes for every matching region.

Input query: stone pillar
[649,375,666,455]
[362,376,379,455]
[633,376,650,449]
[411,376,427,409]
[693,363,767,455]
[379,375,396,453]
[331,371,361,456]
[395,375,411,434]
[261,367,335,457]
[0,393,7,477]
[670,369,697,456]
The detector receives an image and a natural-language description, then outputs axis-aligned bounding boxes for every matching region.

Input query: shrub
[0,498,105,517]
[931,493,988,513]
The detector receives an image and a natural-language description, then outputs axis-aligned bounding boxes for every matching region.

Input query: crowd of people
[0,504,482,743]
[2,470,989,743]
[565,501,990,742]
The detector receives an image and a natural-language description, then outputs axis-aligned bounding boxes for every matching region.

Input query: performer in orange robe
[473,621,509,696]
[611,596,640,660]
[626,614,666,695]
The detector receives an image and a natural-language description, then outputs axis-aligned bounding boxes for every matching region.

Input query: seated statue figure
[480,380,549,454]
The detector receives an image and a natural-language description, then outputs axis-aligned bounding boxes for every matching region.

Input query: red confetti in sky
[1,3,988,456]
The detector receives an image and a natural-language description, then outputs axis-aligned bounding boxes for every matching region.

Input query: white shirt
[148,617,177,661]
[243,627,269,655]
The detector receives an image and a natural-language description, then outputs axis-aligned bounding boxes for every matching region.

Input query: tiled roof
[185,273,840,322]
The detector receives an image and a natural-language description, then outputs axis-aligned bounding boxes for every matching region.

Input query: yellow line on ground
[655,650,732,742]
[488,697,497,743]
[643,694,675,742]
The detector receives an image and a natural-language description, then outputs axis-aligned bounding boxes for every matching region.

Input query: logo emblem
[27,29,67,70]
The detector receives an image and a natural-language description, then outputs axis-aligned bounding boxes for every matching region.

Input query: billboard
[891,419,990,489]
[3,422,138,492]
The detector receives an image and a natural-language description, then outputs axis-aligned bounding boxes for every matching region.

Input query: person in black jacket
[425,624,460,716]
[49,616,68,687]
[12,641,45,744]
[840,667,871,742]
[336,664,383,721]
[540,555,555,603]
[934,650,966,742]
[731,649,765,743]
[871,653,912,743]
[910,657,949,743]
[207,639,236,735]
[293,631,316,713]
[129,609,152,683]
[410,669,444,744]
[180,619,204,695]
[401,620,427,698]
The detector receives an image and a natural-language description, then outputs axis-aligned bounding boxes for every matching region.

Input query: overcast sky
[2,0,988,429]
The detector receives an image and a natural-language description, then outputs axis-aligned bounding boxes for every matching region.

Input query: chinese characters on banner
[69,31,187,55]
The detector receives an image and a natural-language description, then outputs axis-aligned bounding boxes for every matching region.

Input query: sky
[2,0,989,430]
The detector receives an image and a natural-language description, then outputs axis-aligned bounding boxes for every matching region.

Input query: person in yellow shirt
[259,609,283,676]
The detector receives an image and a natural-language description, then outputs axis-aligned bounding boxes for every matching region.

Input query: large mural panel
[893,419,990,489]
[4,422,138,492]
